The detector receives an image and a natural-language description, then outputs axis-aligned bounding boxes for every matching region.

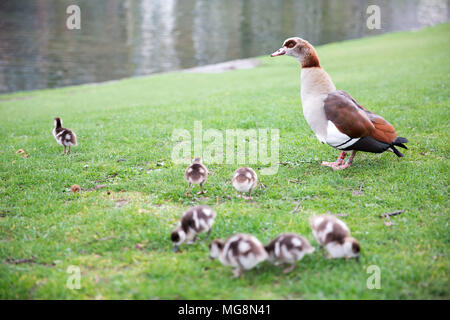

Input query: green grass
[0,23,449,300]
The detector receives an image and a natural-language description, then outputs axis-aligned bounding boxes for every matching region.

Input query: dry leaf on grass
[115,199,129,207]
[70,184,81,193]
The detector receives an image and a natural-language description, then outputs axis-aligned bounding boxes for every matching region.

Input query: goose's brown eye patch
[285,40,296,48]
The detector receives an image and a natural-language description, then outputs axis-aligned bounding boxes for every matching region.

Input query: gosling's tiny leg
[205,229,211,240]
[197,183,206,195]
[63,146,67,154]
[283,263,296,274]
[232,268,243,278]
[186,183,192,196]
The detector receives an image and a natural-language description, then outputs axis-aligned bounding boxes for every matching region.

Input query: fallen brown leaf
[115,199,129,207]
[70,184,81,193]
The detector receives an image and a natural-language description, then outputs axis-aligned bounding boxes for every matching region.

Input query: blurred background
[0,0,448,94]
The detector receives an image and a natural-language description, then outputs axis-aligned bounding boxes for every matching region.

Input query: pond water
[0,0,448,94]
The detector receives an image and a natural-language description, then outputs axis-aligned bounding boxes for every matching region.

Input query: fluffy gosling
[310,215,360,262]
[265,233,315,273]
[171,205,216,252]
[209,233,268,277]
[232,167,258,200]
[52,117,77,154]
[185,157,208,196]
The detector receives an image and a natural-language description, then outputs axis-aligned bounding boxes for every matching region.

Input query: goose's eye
[286,41,295,48]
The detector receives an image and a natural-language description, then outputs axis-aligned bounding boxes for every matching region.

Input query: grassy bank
[0,23,449,299]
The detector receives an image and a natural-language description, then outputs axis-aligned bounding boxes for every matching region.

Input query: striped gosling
[52,117,77,154]
[232,167,258,200]
[265,233,315,273]
[310,215,361,262]
[209,233,268,277]
[171,205,216,252]
[185,157,208,196]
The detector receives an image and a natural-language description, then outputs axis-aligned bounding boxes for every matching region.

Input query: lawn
[0,23,449,300]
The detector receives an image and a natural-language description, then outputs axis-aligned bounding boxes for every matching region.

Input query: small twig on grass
[95,172,119,183]
[85,236,116,245]
[5,257,56,267]
[6,257,35,264]
[379,210,404,218]
[336,213,349,217]
[352,182,364,196]
[290,201,302,214]
[85,184,107,192]
[279,160,315,167]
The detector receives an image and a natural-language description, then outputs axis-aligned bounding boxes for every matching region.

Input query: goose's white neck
[300,67,336,142]
[300,67,336,100]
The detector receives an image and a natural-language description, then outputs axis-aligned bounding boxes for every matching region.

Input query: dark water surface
[0,0,448,94]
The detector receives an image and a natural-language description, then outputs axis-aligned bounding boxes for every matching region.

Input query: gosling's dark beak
[209,256,214,261]
[355,256,360,263]
[270,48,286,57]
[173,245,179,253]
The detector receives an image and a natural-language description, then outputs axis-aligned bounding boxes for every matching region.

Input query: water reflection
[0,0,448,93]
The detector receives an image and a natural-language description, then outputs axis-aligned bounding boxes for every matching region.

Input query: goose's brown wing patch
[330,91,398,144]
[324,91,374,138]
[364,111,398,144]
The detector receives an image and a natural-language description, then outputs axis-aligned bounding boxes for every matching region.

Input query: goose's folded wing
[324,90,375,139]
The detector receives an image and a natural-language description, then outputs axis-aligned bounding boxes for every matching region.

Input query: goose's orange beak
[270,48,286,57]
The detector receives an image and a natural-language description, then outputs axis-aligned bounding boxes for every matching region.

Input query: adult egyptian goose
[310,215,360,262]
[209,233,268,277]
[271,38,408,170]
[171,205,216,252]
[52,117,77,154]
[185,157,208,195]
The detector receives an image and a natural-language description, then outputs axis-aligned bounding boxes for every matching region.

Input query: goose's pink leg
[321,151,346,167]
[332,151,357,170]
